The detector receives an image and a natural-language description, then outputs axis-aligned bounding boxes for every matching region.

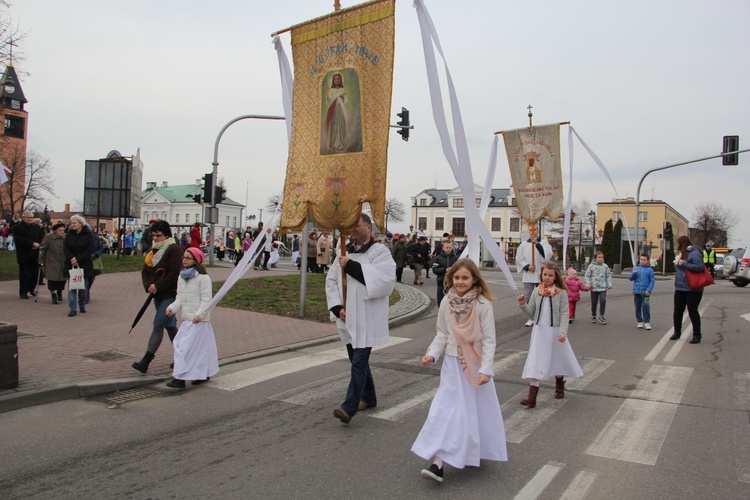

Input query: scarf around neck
[537,283,560,297]
[145,237,176,267]
[445,287,482,387]
[180,266,198,281]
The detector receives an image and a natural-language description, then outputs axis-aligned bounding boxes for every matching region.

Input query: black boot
[51,293,58,305]
[132,352,155,374]
[555,376,566,399]
[57,291,63,301]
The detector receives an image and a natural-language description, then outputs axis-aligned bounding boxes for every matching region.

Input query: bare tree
[0,146,55,217]
[383,197,406,230]
[0,2,27,65]
[692,202,739,247]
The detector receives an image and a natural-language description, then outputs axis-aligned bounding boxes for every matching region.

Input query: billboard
[83,150,141,219]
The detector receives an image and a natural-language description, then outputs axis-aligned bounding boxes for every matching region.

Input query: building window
[511,198,517,207]
[418,217,427,232]
[453,198,464,208]
[175,214,180,223]
[143,212,148,221]
[4,114,25,139]
[452,217,465,237]
[476,198,481,207]
[233,216,237,227]
[435,217,444,231]
[491,218,502,231]
[162,212,167,220]
[510,217,520,232]
[638,211,648,222]
[185,213,190,223]
[195,213,199,222]
[613,211,621,221]
[225,216,230,226]
[419,198,427,206]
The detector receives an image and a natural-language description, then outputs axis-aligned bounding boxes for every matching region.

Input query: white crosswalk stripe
[207,337,410,391]
[514,461,564,500]
[559,469,599,500]
[503,358,613,444]
[644,299,712,363]
[585,364,692,465]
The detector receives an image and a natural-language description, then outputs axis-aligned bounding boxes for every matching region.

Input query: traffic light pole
[634,148,749,264]
[208,114,285,265]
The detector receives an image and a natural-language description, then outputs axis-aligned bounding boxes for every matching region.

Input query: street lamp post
[588,210,597,266]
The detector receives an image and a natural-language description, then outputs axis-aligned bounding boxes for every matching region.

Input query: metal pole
[209,114,285,265]
[634,148,750,264]
[578,220,583,272]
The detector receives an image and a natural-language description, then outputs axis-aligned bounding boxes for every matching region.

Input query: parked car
[714,253,725,279]
[722,248,750,287]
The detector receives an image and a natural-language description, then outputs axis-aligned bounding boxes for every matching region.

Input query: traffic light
[664,221,673,241]
[722,135,739,166]
[214,186,226,204]
[202,173,213,204]
[397,107,410,142]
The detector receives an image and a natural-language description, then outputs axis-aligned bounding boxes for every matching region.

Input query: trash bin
[0,322,19,390]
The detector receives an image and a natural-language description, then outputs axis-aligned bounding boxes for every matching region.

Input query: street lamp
[588,210,597,265]
[570,210,585,271]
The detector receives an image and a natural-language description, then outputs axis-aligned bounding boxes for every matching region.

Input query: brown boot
[555,376,565,399]
[520,385,539,408]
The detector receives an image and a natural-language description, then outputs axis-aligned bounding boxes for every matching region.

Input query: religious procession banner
[280,0,395,232]
[503,123,563,224]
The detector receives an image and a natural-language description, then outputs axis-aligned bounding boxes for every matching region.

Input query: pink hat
[567,267,577,277]
[186,247,205,265]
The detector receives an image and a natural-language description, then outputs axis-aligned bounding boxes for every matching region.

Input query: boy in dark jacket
[432,240,459,306]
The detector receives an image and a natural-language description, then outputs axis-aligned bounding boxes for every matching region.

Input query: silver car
[723,248,750,287]
[714,253,725,279]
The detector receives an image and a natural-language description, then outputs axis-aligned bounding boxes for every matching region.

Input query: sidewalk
[0,262,431,413]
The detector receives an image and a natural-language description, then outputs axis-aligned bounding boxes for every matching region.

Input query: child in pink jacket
[565,268,589,323]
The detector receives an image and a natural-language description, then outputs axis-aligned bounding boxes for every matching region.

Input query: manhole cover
[106,387,161,404]
[82,350,131,362]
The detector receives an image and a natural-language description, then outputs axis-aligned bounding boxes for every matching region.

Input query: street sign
[204,207,218,224]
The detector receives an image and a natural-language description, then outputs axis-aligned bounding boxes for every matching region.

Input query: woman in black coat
[63,215,96,316]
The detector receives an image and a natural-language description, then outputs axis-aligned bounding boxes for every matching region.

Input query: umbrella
[128,294,154,334]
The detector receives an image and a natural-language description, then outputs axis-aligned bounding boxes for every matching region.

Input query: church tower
[0,61,29,218]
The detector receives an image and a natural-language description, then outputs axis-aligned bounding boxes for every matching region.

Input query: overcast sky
[9,0,750,246]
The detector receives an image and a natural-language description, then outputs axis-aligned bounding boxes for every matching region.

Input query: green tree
[602,219,615,267]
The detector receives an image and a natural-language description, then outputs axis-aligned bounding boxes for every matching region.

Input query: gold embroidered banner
[281,0,395,232]
[503,123,563,225]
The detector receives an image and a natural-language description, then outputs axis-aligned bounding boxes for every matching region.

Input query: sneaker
[644,323,651,330]
[524,319,534,327]
[591,317,597,324]
[637,322,644,329]
[420,463,444,483]
[569,318,573,324]
[598,316,607,325]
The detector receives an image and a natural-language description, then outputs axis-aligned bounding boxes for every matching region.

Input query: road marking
[735,372,750,483]
[209,337,410,391]
[514,461,564,500]
[559,469,598,500]
[662,299,712,363]
[585,364,692,465]
[741,313,750,323]
[503,358,613,444]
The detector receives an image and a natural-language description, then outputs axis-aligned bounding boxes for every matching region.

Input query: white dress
[167,273,220,381]
[522,296,583,381]
[411,300,507,468]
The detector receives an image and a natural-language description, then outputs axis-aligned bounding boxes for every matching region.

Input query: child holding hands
[165,247,219,388]
[518,261,583,408]
[585,251,612,324]
[565,267,589,323]
[412,259,507,483]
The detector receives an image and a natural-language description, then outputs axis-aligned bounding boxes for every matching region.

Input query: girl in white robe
[165,247,219,388]
[517,261,583,408]
[412,259,507,483]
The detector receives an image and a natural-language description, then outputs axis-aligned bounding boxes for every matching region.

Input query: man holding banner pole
[516,224,552,327]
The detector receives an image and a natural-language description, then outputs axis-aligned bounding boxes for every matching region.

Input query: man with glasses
[12,211,44,299]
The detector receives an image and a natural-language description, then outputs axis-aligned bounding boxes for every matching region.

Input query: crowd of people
[4,211,715,483]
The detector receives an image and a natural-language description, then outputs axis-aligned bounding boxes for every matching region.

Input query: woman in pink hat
[164,246,219,388]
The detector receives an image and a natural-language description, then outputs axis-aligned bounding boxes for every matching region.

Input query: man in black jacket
[12,211,44,299]
[433,239,459,306]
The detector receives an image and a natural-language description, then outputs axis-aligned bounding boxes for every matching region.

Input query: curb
[0,286,433,414]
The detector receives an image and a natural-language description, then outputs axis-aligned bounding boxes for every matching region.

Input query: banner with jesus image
[503,123,563,224]
[281,0,395,232]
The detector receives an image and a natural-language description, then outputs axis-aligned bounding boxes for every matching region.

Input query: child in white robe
[517,261,583,407]
[165,247,219,388]
[412,259,507,483]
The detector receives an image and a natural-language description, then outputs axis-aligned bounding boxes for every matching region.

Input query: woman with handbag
[63,215,96,317]
[670,235,706,344]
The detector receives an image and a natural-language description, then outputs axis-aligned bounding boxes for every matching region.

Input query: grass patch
[214,273,401,323]
[0,251,147,280]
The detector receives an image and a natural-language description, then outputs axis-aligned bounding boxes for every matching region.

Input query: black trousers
[674,289,703,338]
[396,267,404,283]
[18,261,39,297]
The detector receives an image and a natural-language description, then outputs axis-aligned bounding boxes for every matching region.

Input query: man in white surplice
[326,213,396,424]
[516,223,553,327]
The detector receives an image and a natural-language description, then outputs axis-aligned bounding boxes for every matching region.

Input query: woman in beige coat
[317,231,332,272]
[38,222,67,304]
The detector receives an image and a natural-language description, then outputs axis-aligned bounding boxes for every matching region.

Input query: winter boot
[520,385,539,408]
[555,376,566,399]
[56,291,63,301]
[132,352,155,374]
[51,292,58,305]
